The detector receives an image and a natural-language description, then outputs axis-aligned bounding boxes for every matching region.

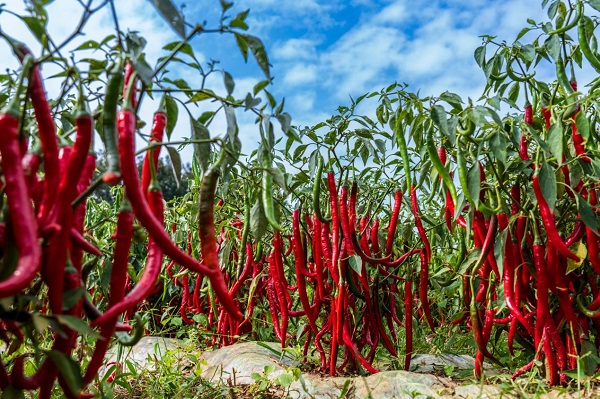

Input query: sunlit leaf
[147,0,186,39]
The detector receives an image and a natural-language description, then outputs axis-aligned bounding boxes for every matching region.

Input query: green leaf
[164,95,178,140]
[245,35,271,79]
[467,164,481,208]
[276,113,292,134]
[163,41,195,59]
[566,241,587,273]
[21,16,47,45]
[577,192,599,232]
[234,33,249,61]
[508,81,520,104]
[582,338,599,376]
[46,351,83,396]
[516,27,531,41]
[250,200,267,242]
[575,111,590,141]
[589,0,600,11]
[62,287,85,311]
[187,89,217,103]
[222,71,235,96]
[348,255,362,275]
[55,315,101,338]
[431,105,454,144]
[490,132,507,167]
[31,314,51,334]
[191,117,211,173]
[268,167,287,192]
[132,57,154,85]
[544,34,561,61]
[474,45,486,67]
[74,40,100,51]
[539,162,557,213]
[220,0,234,11]
[147,0,186,39]
[166,146,182,187]
[547,122,563,161]
[277,373,295,388]
[547,0,559,19]
[230,9,250,30]
[458,248,482,275]
[125,32,147,58]
[494,229,507,278]
[440,91,463,110]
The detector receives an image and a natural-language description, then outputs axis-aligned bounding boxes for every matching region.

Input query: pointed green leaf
[539,162,557,213]
[467,163,481,208]
[223,71,235,96]
[547,122,563,161]
[147,0,186,39]
[55,315,101,338]
[46,351,84,396]
[166,146,182,187]
[431,105,454,144]
[245,35,271,79]
[164,95,178,140]
[250,199,267,241]
[577,192,599,232]
[575,111,590,141]
[191,117,211,173]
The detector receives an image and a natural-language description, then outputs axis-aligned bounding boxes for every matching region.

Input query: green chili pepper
[549,1,581,35]
[115,313,145,346]
[426,123,458,207]
[260,145,282,231]
[556,56,575,95]
[578,12,600,73]
[394,110,412,191]
[313,153,331,223]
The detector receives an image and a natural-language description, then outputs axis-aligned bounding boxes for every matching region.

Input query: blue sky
[0,0,556,157]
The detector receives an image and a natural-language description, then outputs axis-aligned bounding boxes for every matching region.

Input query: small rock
[199,341,296,384]
[102,336,184,374]
[354,370,446,399]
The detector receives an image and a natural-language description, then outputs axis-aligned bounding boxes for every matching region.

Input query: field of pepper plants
[4,0,600,397]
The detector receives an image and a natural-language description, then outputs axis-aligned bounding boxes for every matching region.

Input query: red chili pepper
[83,201,133,384]
[140,111,166,195]
[266,269,284,344]
[342,323,378,374]
[116,107,240,319]
[123,61,138,109]
[503,237,534,335]
[371,275,397,356]
[410,186,434,331]
[437,146,447,167]
[292,209,319,334]
[532,175,580,261]
[0,96,41,299]
[404,277,413,371]
[6,39,60,225]
[69,228,102,257]
[385,190,402,255]
[92,187,164,326]
[532,226,548,352]
[340,185,391,264]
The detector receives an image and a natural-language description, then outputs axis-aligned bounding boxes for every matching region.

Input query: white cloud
[282,64,318,86]
[272,38,319,61]
[372,2,409,25]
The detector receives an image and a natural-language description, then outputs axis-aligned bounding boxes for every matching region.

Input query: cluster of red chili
[0,38,241,398]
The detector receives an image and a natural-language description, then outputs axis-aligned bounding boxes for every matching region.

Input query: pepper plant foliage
[2,0,600,397]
